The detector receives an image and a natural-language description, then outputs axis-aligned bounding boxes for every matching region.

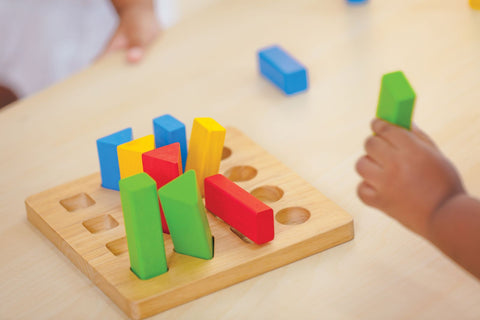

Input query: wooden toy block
[96,128,133,190]
[25,127,354,320]
[117,135,155,179]
[158,170,213,260]
[119,173,168,280]
[185,118,226,195]
[152,114,188,171]
[142,143,183,233]
[376,71,416,130]
[347,0,368,4]
[471,0,480,9]
[258,45,308,95]
[204,174,274,244]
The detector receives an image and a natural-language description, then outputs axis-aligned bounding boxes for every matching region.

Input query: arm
[102,0,160,63]
[356,118,480,279]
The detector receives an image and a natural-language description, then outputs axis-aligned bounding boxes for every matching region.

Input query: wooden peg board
[25,127,354,320]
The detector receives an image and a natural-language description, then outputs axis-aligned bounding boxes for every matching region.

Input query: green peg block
[376,71,416,130]
[119,172,168,280]
[158,170,214,260]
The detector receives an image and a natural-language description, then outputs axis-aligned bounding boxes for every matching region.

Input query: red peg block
[142,142,183,233]
[204,174,274,244]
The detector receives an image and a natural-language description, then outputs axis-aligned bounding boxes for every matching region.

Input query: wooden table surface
[2,0,480,319]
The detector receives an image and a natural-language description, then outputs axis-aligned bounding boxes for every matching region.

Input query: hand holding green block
[119,172,168,280]
[376,71,416,130]
[158,170,214,260]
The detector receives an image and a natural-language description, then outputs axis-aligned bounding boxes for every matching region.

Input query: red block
[142,142,182,233]
[204,174,274,244]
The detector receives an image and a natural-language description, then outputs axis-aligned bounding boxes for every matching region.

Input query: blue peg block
[347,0,367,4]
[96,128,133,190]
[257,45,308,95]
[153,114,188,171]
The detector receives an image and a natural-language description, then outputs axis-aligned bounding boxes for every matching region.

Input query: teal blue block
[96,128,133,190]
[158,170,213,260]
[153,114,187,171]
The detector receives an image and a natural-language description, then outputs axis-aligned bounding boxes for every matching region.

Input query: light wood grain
[25,127,353,319]
[2,0,480,319]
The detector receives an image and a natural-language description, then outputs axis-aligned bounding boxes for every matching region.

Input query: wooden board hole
[222,146,232,160]
[106,237,128,256]
[224,165,257,181]
[276,207,310,225]
[251,186,284,202]
[83,214,119,234]
[60,193,95,212]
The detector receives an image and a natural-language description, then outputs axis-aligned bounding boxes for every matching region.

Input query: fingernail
[127,47,144,63]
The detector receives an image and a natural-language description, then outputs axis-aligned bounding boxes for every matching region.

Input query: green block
[376,71,416,129]
[119,172,168,280]
[158,170,214,260]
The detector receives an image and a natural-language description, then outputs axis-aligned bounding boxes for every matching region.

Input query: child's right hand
[355,118,465,237]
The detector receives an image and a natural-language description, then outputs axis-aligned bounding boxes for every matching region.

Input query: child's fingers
[355,155,383,187]
[357,181,380,208]
[104,32,128,53]
[364,134,394,166]
[411,123,437,149]
[371,118,415,149]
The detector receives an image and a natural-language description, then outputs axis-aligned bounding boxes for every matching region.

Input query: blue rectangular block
[258,45,308,95]
[96,128,133,190]
[153,114,187,171]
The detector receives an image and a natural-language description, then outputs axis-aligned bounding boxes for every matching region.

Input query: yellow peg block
[185,118,226,195]
[471,0,480,9]
[118,135,155,179]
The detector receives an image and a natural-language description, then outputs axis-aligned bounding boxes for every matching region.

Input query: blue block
[153,114,188,171]
[258,45,308,95]
[347,0,367,4]
[96,128,133,191]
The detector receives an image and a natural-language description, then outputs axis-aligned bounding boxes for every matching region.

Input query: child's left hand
[102,2,160,63]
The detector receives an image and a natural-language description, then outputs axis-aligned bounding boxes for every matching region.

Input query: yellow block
[471,0,480,9]
[117,135,155,179]
[185,118,226,195]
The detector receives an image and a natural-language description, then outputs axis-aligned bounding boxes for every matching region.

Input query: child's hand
[102,2,160,63]
[355,118,465,237]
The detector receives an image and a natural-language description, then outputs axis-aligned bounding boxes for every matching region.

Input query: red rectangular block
[204,174,274,244]
[142,142,183,234]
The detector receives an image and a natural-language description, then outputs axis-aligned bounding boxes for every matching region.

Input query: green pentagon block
[376,71,416,129]
[119,172,168,280]
[158,170,214,260]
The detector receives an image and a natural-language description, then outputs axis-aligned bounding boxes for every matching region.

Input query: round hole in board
[250,186,284,202]
[222,146,232,160]
[275,207,311,225]
[224,165,257,182]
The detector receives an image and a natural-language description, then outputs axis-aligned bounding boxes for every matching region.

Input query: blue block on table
[257,45,308,95]
[153,114,187,171]
[347,0,367,4]
[96,127,133,191]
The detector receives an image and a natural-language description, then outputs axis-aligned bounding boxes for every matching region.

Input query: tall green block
[376,71,416,130]
[119,172,168,280]
[158,170,214,260]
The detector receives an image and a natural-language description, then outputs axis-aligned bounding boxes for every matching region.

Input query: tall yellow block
[185,118,226,195]
[118,135,155,179]
[471,0,480,9]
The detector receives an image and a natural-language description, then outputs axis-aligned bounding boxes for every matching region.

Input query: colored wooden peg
[119,172,168,280]
[142,143,183,233]
[204,174,274,245]
[471,0,480,9]
[96,128,133,190]
[153,114,188,171]
[185,118,225,195]
[117,135,155,179]
[158,170,214,260]
[258,45,308,95]
[376,71,416,130]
